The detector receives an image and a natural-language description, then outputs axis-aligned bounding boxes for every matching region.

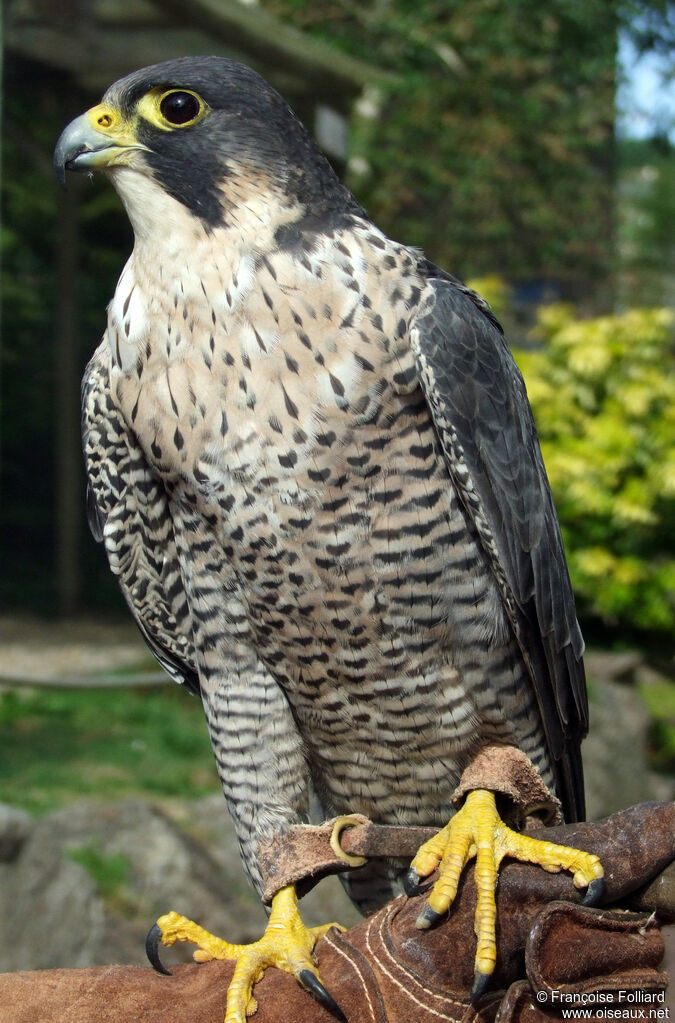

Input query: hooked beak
[53,105,149,186]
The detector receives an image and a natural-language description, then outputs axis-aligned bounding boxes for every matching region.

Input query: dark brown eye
[160,91,201,125]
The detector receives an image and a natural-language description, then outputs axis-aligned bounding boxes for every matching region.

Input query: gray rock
[583,650,643,685]
[0,804,33,862]
[0,818,104,970]
[0,799,264,971]
[583,678,674,821]
[0,797,360,973]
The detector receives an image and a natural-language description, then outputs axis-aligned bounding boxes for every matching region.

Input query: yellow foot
[146,885,345,1023]
[404,789,604,1002]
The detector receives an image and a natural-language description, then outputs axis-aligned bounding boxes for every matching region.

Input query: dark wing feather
[411,266,587,820]
[82,342,199,695]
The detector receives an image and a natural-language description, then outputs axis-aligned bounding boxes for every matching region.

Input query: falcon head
[54,56,356,236]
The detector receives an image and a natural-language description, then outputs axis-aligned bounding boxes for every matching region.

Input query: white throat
[104,164,302,372]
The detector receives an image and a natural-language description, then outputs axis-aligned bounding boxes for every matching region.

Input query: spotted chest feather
[109,219,422,537]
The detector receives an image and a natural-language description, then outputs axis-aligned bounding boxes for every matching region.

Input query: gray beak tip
[53,113,106,186]
[54,158,67,189]
[53,118,82,187]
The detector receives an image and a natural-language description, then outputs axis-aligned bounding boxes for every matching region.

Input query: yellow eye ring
[137,88,208,130]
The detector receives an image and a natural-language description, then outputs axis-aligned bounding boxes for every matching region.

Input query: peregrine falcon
[54,57,603,1021]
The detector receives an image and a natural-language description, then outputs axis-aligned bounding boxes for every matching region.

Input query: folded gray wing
[82,342,199,694]
[411,269,587,820]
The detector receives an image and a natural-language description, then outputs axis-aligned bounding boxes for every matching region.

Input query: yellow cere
[87,103,134,139]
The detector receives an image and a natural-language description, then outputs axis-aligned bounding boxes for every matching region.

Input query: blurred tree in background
[1,0,673,655]
[2,70,132,614]
[264,0,616,297]
[617,138,675,307]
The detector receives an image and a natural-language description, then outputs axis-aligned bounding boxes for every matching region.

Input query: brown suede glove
[1,802,672,1023]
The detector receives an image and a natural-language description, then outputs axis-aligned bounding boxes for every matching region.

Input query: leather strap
[258,745,562,902]
[258,816,439,903]
[451,744,562,826]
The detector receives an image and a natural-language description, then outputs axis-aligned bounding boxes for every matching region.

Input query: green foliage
[513,303,675,636]
[0,684,219,814]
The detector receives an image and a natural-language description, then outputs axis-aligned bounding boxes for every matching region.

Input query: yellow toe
[412,788,604,984]
[498,829,604,888]
[152,887,343,1023]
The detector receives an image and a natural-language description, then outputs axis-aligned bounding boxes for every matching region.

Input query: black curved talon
[582,876,606,907]
[299,968,347,1022]
[403,868,433,897]
[470,970,491,1004]
[145,923,172,976]
[415,903,444,930]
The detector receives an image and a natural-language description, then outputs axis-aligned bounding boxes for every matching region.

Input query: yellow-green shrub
[513,305,675,635]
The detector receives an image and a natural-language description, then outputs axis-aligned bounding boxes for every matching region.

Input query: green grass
[3,670,672,818]
[66,841,139,917]
[67,841,131,895]
[0,683,220,814]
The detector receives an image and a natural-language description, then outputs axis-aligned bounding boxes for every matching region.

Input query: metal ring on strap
[329,815,368,867]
